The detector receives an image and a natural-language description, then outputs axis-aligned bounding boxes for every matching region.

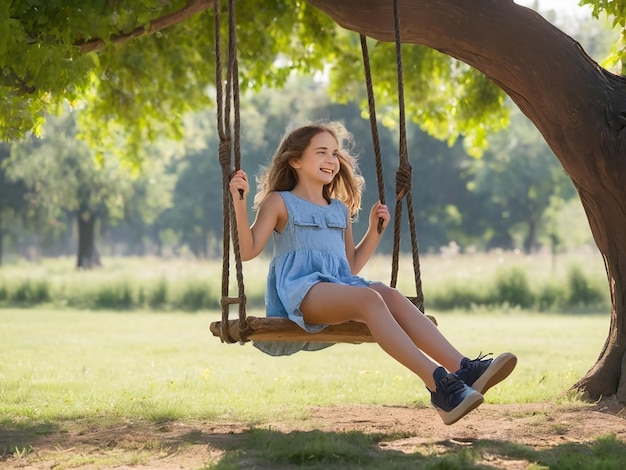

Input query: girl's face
[290,131,339,185]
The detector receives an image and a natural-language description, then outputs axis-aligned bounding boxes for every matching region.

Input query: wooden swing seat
[209,299,437,344]
[210,316,375,343]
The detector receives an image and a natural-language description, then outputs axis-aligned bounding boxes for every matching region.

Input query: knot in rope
[395,164,413,201]
[218,138,232,168]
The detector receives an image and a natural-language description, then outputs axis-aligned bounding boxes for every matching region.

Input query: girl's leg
[369,283,464,372]
[301,282,440,390]
[370,283,517,394]
[301,282,484,425]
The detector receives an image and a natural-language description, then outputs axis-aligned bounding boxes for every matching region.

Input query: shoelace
[464,352,493,371]
[438,374,468,404]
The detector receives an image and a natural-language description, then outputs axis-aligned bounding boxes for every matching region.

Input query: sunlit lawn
[0,307,608,426]
[0,250,614,468]
[0,249,611,427]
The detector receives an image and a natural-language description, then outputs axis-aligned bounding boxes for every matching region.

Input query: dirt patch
[2,398,625,469]
[309,398,626,445]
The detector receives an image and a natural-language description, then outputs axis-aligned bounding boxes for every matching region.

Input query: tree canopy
[2,1,620,158]
[1,1,621,153]
[1,0,525,159]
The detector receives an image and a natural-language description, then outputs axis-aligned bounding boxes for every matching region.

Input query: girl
[229,121,516,425]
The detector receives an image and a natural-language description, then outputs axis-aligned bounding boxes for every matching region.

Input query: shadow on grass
[202,428,625,470]
[0,421,61,457]
[1,421,624,469]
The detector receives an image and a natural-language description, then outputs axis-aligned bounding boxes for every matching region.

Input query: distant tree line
[0,76,589,267]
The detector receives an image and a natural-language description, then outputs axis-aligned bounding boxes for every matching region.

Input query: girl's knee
[360,286,386,306]
[370,282,402,301]
[352,287,388,319]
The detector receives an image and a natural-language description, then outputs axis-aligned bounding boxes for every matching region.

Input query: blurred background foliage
[0,2,619,265]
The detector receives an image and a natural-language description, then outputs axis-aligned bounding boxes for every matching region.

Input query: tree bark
[307,0,626,402]
[571,190,626,400]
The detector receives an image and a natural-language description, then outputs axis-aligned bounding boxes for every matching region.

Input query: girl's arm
[345,201,390,274]
[229,170,285,261]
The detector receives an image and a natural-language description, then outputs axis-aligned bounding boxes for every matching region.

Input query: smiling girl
[229,121,516,425]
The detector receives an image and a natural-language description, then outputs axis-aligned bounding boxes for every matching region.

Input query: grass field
[0,250,611,422]
[0,251,621,468]
[0,308,609,425]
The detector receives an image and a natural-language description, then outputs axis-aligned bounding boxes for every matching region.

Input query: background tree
[9,114,118,267]
[471,111,578,254]
[158,111,225,258]
[0,143,29,265]
[9,113,174,267]
[102,141,176,256]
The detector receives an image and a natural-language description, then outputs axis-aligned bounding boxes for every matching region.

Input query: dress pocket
[325,214,347,230]
[293,213,323,229]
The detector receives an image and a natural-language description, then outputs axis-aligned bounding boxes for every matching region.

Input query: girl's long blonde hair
[253,121,365,217]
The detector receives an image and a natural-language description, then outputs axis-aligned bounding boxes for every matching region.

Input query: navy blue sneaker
[456,353,517,394]
[430,366,483,425]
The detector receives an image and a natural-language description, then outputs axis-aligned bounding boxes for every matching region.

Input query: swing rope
[359,34,386,235]
[359,0,424,312]
[212,0,428,344]
[214,0,247,343]
[391,0,424,312]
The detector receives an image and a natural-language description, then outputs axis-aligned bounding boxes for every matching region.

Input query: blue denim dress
[253,191,371,356]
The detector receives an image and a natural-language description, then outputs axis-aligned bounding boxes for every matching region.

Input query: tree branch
[306,0,619,181]
[0,67,37,94]
[77,0,213,54]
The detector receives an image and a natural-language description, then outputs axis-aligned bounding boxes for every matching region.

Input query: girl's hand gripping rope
[370,201,390,235]
[229,169,249,200]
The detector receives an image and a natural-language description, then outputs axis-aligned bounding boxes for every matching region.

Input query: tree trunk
[307,0,626,402]
[76,208,101,269]
[523,212,537,255]
[571,188,626,400]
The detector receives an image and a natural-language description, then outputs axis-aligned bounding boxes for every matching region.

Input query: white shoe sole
[435,390,484,425]
[472,352,517,394]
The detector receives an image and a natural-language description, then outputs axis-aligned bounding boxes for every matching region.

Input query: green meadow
[0,251,612,421]
[0,309,609,423]
[1,252,622,468]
